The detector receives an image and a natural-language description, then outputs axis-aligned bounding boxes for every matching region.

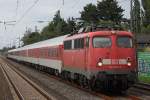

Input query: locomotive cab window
[93,37,111,48]
[117,36,133,48]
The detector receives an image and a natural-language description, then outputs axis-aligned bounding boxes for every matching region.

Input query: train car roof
[8,34,69,52]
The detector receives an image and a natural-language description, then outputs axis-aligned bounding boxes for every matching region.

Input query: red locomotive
[8,27,137,92]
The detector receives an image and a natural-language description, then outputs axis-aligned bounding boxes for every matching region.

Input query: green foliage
[40,10,65,40]
[139,74,150,84]
[53,10,63,25]
[21,32,41,46]
[98,20,116,26]
[80,3,98,23]
[142,0,150,27]
[141,25,150,34]
[80,0,124,25]
[131,0,141,33]
[41,11,76,39]
[97,0,124,23]
[66,17,76,34]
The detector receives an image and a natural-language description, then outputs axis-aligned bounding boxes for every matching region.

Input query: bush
[139,73,150,84]
[141,25,150,34]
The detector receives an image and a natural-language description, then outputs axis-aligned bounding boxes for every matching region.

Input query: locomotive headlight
[97,58,103,67]
[98,62,103,67]
[127,57,131,66]
[127,62,131,66]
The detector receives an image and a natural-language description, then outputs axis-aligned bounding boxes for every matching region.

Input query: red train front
[63,30,137,91]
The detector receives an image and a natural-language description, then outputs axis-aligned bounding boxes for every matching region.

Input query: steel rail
[0,59,55,100]
[133,82,150,91]
[0,64,24,100]
[4,58,113,100]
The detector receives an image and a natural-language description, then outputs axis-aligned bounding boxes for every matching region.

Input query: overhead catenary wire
[63,0,64,5]
[15,0,40,26]
[15,0,19,18]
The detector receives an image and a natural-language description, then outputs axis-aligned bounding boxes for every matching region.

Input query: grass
[138,73,150,84]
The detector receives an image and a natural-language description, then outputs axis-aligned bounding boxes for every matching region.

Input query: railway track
[133,82,150,91]
[3,57,143,100]
[127,82,150,100]
[0,59,55,100]
[59,79,140,100]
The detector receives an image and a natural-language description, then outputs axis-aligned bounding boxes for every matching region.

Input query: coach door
[85,37,89,70]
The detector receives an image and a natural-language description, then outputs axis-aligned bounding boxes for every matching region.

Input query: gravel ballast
[7,59,102,100]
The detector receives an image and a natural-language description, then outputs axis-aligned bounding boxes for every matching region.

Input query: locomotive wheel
[89,77,96,91]
[79,75,88,88]
[89,77,102,91]
[54,70,59,76]
[61,71,70,80]
[73,73,79,83]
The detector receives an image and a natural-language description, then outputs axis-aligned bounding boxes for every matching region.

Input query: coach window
[64,40,72,50]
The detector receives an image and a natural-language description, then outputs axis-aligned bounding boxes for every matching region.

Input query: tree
[97,0,124,23]
[53,10,69,35]
[21,32,41,46]
[140,0,150,33]
[53,10,63,25]
[141,25,150,34]
[141,0,150,27]
[41,10,66,40]
[131,0,141,33]
[41,10,69,38]
[80,3,98,24]
[66,17,76,33]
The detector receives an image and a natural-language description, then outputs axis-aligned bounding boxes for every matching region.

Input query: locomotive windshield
[93,37,111,48]
[117,36,133,48]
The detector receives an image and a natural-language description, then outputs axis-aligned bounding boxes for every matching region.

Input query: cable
[63,0,64,5]
[15,0,19,18]
[71,0,80,9]
[15,0,40,25]
[45,0,64,19]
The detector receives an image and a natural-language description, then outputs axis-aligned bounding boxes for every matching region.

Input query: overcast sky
[0,0,130,49]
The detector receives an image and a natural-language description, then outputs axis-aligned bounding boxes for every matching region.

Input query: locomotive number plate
[111,59,127,64]
[111,59,119,64]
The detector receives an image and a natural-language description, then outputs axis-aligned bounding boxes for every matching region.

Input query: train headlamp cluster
[97,58,103,67]
[98,62,103,67]
[127,62,131,66]
[127,57,131,66]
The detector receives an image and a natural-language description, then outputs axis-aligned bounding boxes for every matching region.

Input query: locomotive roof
[8,34,69,52]
[64,31,133,40]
